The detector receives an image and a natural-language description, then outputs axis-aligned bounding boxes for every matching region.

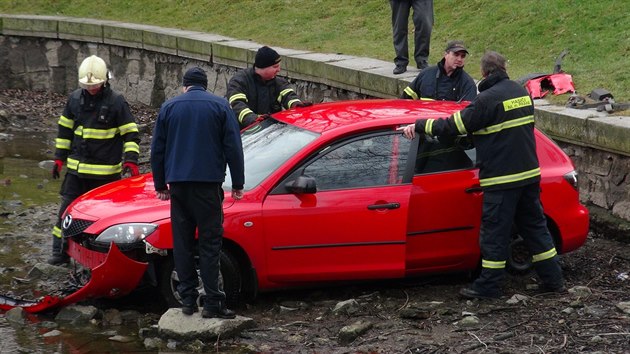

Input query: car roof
[272,99,469,134]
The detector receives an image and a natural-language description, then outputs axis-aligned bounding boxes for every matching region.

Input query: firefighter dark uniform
[226,68,302,129]
[50,83,139,264]
[401,58,477,102]
[411,70,564,298]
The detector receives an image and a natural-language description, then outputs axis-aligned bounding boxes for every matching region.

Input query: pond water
[0,132,159,353]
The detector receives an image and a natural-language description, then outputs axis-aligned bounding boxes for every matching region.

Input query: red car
[34,99,590,310]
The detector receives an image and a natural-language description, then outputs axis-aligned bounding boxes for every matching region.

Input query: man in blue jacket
[150,67,245,318]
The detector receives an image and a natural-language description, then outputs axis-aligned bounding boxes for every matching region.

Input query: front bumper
[64,239,148,303]
[0,239,148,314]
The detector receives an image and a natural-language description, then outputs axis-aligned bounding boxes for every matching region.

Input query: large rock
[157,308,255,341]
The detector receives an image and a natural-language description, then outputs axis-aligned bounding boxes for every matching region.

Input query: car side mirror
[285,175,317,194]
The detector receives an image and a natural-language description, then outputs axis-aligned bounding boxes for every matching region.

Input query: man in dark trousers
[151,67,245,318]
[226,46,310,129]
[49,55,140,265]
[402,51,564,299]
[390,0,434,74]
[401,40,477,102]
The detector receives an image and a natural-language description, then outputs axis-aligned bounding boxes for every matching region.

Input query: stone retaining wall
[1,14,629,226]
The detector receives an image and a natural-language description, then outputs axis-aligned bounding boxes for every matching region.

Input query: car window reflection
[304,133,411,190]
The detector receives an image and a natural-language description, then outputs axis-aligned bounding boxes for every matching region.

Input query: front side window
[303,133,410,191]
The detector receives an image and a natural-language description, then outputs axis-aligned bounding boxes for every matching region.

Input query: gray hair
[480,51,507,77]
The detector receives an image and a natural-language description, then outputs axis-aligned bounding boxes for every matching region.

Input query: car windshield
[223,119,319,191]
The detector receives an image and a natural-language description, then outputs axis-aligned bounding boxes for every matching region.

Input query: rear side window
[304,133,411,190]
[414,135,476,174]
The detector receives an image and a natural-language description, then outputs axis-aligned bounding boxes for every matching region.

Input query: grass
[0,0,628,102]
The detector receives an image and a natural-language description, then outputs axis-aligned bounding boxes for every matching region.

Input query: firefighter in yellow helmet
[48,55,140,265]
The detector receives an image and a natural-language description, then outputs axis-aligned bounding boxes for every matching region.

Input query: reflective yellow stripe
[503,95,532,111]
[55,138,71,150]
[482,259,506,269]
[403,87,419,100]
[238,108,254,124]
[67,158,122,175]
[58,115,74,129]
[419,97,435,101]
[229,93,248,105]
[287,99,301,108]
[424,119,435,136]
[474,115,534,135]
[124,141,140,154]
[81,127,118,139]
[480,167,541,187]
[278,88,295,103]
[52,226,61,238]
[453,111,467,135]
[532,248,557,263]
[119,122,139,135]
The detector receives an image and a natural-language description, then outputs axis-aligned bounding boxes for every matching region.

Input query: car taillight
[563,170,579,192]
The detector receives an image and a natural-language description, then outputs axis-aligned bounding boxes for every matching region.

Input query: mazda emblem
[62,215,73,230]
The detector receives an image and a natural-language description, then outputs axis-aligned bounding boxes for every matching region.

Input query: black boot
[202,301,236,319]
[48,236,69,265]
[47,253,69,265]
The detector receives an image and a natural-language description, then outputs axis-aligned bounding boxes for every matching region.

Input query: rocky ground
[1,89,629,353]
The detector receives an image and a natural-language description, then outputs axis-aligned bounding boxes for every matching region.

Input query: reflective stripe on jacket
[226,68,301,129]
[415,71,540,191]
[54,86,140,179]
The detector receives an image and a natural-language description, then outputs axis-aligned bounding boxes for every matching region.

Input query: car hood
[67,174,235,224]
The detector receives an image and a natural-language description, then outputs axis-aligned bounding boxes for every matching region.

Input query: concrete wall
[1,14,629,226]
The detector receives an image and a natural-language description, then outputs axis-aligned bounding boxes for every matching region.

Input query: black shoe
[417,61,428,70]
[47,254,69,266]
[202,305,236,319]
[537,284,567,295]
[459,287,501,300]
[393,65,407,75]
[181,303,199,316]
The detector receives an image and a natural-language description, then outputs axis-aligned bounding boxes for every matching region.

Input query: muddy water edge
[0,131,155,353]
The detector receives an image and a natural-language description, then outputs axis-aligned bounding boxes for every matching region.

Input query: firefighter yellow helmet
[78,55,108,88]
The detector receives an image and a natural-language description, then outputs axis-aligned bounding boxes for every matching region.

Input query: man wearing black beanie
[151,66,244,319]
[227,46,311,129]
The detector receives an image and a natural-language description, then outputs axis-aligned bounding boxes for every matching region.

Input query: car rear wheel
[507,235,532,274]
[158,250,242,308]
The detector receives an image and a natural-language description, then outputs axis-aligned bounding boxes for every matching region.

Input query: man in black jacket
[49,55,140,265]
[401,40,477,102]
[401,51,564,299]
[227,46,310,129]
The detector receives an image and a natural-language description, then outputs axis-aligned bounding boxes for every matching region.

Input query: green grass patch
[1,0,628,101]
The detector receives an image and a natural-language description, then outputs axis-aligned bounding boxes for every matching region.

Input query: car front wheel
[158,250,241,308]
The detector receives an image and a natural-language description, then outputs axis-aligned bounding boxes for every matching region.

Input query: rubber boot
[47,235,69,265]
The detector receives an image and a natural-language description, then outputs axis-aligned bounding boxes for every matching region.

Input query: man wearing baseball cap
[227,46,311,129]
[401,40,478,102]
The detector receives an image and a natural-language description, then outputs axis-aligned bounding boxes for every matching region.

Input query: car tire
[158,250,242,308]
[507,235,533,274]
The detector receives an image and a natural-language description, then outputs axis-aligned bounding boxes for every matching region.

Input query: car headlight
[95,223,157,244]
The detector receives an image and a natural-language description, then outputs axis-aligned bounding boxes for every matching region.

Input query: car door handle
[367,202,400,210]
[465,186,483,193]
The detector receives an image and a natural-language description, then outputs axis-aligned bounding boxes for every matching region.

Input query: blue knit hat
[183,67,207,90]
